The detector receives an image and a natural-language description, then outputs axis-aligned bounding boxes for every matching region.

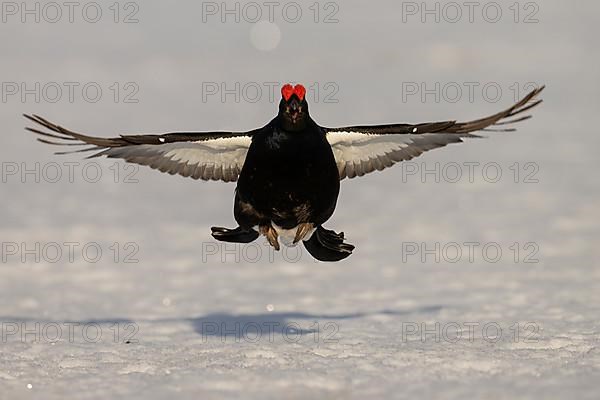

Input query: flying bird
[24,83,544,262]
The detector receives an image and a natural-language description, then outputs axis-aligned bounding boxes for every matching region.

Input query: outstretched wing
[24,114,260,182]
[325,86,544,180]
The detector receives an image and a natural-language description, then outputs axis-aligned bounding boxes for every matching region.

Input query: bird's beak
[288,99,302,122]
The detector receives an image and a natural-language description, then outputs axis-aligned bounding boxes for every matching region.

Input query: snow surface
[1,1,599,399]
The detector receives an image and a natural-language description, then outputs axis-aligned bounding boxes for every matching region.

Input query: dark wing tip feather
[36,138,89,146]
[494,115,532,125]
[448,85,544,134]
[23,113,131,153]
[507,99,543,118]
[324,86,543,138]
[24,113,253,151]
[25,127,78,141]
[55,146,101,156]
[481,128,517,132]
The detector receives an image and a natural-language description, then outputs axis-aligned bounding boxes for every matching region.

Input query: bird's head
[279,83,309,131]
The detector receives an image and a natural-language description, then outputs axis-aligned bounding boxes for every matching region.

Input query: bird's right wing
[24,114,261,183]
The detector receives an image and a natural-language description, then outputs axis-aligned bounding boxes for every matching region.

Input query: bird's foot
[293,222,315,244]
[302,226,354,262]
[211,226,259,243]
[259,224,280,251]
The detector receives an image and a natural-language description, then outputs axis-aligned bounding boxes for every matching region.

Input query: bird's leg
[293,222,315,244]
[259,224,280,251]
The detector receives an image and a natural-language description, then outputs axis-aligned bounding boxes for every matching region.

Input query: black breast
[236,120,340,228]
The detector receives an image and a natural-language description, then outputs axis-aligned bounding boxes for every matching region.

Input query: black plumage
[24,83,544,261]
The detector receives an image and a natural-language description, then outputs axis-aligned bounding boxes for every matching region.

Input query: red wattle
[281,84,294,101]
[293,84,306,101]
[281,83,306,101]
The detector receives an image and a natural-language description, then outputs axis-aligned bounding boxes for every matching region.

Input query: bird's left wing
[24,114,259,182]
[325,86,544,180]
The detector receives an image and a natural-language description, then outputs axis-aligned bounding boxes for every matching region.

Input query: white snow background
[0,1,599,399]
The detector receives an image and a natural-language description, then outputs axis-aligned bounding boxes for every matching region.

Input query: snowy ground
[1,1,599,399]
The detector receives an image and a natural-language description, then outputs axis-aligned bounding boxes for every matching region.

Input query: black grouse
[24,83,544,261]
